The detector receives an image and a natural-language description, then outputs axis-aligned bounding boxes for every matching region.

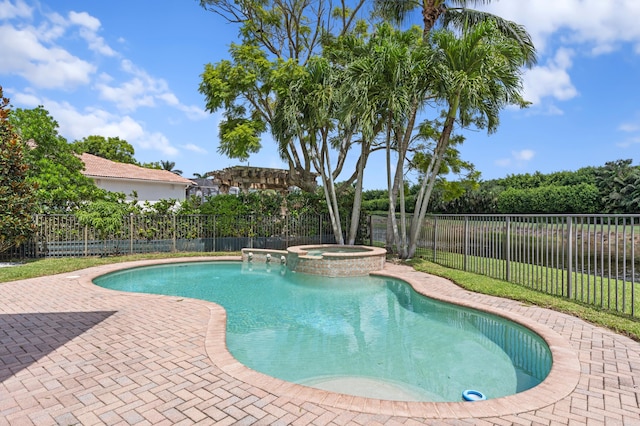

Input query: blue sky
[1,0,639,190]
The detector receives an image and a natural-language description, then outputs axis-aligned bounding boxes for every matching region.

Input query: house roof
[80,153,194,185]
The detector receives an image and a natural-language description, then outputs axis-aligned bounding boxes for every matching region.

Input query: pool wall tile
[243,245,387,277]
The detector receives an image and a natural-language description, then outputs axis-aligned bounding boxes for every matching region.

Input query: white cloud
[177,104,209,121]
[11,92,181,158]
[137,132,179,157]
[617,136,640,148]
[495,149,536,168]
[68,10,99,31]
[0,5,116,89]
[0,24,96,88]
[0,0,31,19]
[478,1,640,112]
[68,11,116,56]
[96,76,156,111]
[619,123,640,133]
[522,48,578,106]
[96,59,208,119]
[10,89,40,106]
[495,158,511,167]
[617,115,640,147]
[158,92,179,106]
[181,143,208,154]
[37,12,66,42]
[2,1,205,125]
[513,149,535,161]
[481,0,640,56]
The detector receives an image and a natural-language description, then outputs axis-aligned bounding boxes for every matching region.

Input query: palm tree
[374,0,536,65]
[405,20,530,258]
[341,23,432,252]
[160,160,183,175]
[371,0,536,257]
[272,57,348,244]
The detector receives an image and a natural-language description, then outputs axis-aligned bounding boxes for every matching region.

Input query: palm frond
[372,0,421,25]
[441,9,537,67]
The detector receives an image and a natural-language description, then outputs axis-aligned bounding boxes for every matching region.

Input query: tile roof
[79,153,195,185]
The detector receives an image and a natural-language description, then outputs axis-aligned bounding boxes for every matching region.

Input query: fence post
[84,225,88,256]
[567,216,573,299]
[464,216,469,271]
[506,216,511,282]
[283,214,288,248]
[632,217,636,317]
[34,215,40,258]
[130,214,134,254]
[369,215,373,246]
[172,215,177,252]
[433,216,438,262]
[250,215,254,249]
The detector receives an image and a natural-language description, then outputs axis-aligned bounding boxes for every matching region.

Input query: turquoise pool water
[94,262,552,402]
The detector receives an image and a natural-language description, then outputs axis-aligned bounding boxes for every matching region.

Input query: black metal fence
[7,212,639,317]
[2,214,339,259]
[372,214,640,317]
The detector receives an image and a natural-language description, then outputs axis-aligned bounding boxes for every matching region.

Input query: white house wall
[93,178,189,203]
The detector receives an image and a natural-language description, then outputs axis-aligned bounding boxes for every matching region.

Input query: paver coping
[2,255,639,424]
[75,256,581,419]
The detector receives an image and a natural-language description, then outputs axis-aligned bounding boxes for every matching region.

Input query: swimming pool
[94,261,552,402]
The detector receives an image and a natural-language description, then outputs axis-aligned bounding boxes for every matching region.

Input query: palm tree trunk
[385,115,395,252]
[422,0,446,36]
[407,97,458,258]
[389,102,419,258]
[399,176,407,256]
[348,140,369,244]
[317,136,344,245]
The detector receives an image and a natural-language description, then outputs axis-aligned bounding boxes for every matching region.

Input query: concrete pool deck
[0,257,638,425]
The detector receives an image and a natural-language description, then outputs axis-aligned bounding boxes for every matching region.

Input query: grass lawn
[0,252,239,283]
[1,252,638,341]
[408,258,640,342]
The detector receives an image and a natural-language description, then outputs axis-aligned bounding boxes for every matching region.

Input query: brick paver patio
[1,256,639,425]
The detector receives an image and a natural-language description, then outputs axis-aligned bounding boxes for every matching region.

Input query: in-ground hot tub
[286,244,386,277]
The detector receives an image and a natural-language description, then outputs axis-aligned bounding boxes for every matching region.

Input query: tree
[0,87,36,254]
[374,0,536,62]
[271,56,349,243]
[370,0,535,257]
[405,20,530,258]
[9,106,106,213]
[337,23,433,249]
[192,172,210,178]
[141,161,162,169]
[71,135,138,164]
[595,159,640,214]
[198,0,367,193]
[74,195,134,252]
[198,0,535,251]
[160,160,183,175]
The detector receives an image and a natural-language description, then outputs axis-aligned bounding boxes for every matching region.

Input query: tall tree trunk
[407,97,459,258]
[388,102,419,258]
[389,132,409,257]
[385,115,395,252]
[312,137,344,245]
[323,140,345,245]
[422,0,445,36]
[347,141,369,244]
[399,177,407,257]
